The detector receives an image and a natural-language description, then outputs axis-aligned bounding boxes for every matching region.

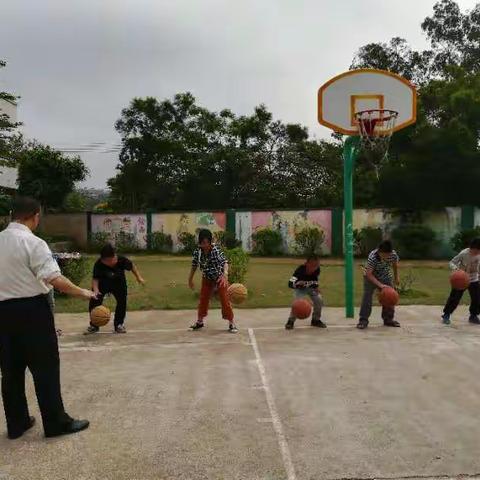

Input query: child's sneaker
[115,324,127,334]
[228,324,238,334]
[311,319,327,328]
[384,320,401,327]
[442,313,451,325]
[84,325,99,335]
[356,319,369,330]
[190,321,204,331]
[285,318,295,330]
[469,315,480,325]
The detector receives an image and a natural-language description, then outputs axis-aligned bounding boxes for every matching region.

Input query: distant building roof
[0,165,18,190]
[0,98,17,123]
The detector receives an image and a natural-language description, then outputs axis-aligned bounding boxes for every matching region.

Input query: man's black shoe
[7,416,36,440]
[45,419,90,438]
[311,319,327,328]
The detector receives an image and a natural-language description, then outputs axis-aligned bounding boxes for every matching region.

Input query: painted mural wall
[351,208,461,257]
[152,212,226,251]
[236,210,332,255]
[91,214,148,249]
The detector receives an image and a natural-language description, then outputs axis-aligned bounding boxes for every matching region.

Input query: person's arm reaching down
[131,263,146,285]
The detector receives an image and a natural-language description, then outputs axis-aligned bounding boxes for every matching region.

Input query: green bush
[0,218,8,232]
[55,255,89,288]
[392,224,436,259]
[149,231,173,253]
[354,227,383,257]
[88,231,111,253]
[178,232,197,254]
[114,231,139,253]
[451,227,480,252]
[294,226,325,257]
[252,228,283,256]
[214,230,242,249]
[225,247,250,284]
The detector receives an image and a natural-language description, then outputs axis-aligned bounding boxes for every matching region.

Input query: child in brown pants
[188,229,237,333]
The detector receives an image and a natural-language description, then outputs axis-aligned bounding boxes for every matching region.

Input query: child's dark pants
[443,281,480,316]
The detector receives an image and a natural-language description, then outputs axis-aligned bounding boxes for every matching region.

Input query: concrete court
[2,306,480,480]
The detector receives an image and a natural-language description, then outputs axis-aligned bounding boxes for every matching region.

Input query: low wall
[152,212,226,251]
[91,214,148,249]
[349,207,461,258]
[13,206,473,258]
[40,213,88,248]
[236,209,333,255]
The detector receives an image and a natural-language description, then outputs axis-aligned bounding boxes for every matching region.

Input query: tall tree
[18,145,88,211]
[0,60,21,164]
[110,93,343,210]
[350,1,480,208]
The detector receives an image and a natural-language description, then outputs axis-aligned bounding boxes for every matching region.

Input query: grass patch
[55,255,458,314]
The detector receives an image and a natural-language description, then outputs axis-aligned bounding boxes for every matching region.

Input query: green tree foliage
[0,61,21,162]
[451,227,480,251]
[294,226,325,257]
[351,1,480,208]
[251,228,284,256]
[392,224,437,259]
[17,145,88,211]
[225,248,249,284]
[62,190,87,212]
[109,93,343,211]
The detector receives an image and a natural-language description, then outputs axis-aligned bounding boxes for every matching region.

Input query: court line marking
[248,328,297,480]
[59,340,249,352]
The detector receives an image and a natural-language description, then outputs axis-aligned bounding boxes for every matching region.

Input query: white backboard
[318,69,417,135]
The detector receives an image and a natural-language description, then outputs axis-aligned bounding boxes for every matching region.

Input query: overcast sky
[1,0,478,188]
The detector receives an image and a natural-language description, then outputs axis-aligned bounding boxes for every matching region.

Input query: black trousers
[89,284,127,328]
[0,295,71,437]
[443,281,480,316]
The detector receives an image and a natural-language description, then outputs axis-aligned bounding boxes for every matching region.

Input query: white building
[0,98,19,191]
[0,165,17,190]
[0,98,17,123]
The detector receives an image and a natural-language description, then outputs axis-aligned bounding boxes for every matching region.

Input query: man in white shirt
[0,197,95,439]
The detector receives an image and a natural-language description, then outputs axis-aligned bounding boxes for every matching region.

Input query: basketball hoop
[354,109,398,177]
[317,69,417,319]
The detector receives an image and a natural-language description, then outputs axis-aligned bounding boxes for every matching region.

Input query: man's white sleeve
[30,240,62,282]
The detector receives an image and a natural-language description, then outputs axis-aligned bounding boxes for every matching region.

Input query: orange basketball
[292,298,312,319]
[228,283,248,305]
[450,270,469,290]
[90,305,111,327]
[378,287,399,308]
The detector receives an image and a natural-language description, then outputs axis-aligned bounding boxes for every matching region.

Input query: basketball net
[354,109,398,178]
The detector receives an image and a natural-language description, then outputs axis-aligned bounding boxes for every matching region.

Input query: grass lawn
[54,255,459,314]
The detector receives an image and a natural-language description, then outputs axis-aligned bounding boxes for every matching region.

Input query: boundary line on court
[248,328,297,480]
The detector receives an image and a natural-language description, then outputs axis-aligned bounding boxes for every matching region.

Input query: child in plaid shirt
[188,229,237,333]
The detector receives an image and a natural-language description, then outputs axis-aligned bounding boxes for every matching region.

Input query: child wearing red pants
[188,229,237,333]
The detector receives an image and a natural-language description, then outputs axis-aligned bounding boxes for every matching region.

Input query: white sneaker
[228,324,238,334]
[115,324,127,334]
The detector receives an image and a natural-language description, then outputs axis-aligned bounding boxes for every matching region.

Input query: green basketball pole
[343,136,360,318]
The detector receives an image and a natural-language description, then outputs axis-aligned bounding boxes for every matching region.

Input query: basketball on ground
[378,287,399,308]
[292,298,312,319]
[228,283,248,304]
[450,270,469,290]
[90,305,111,327]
